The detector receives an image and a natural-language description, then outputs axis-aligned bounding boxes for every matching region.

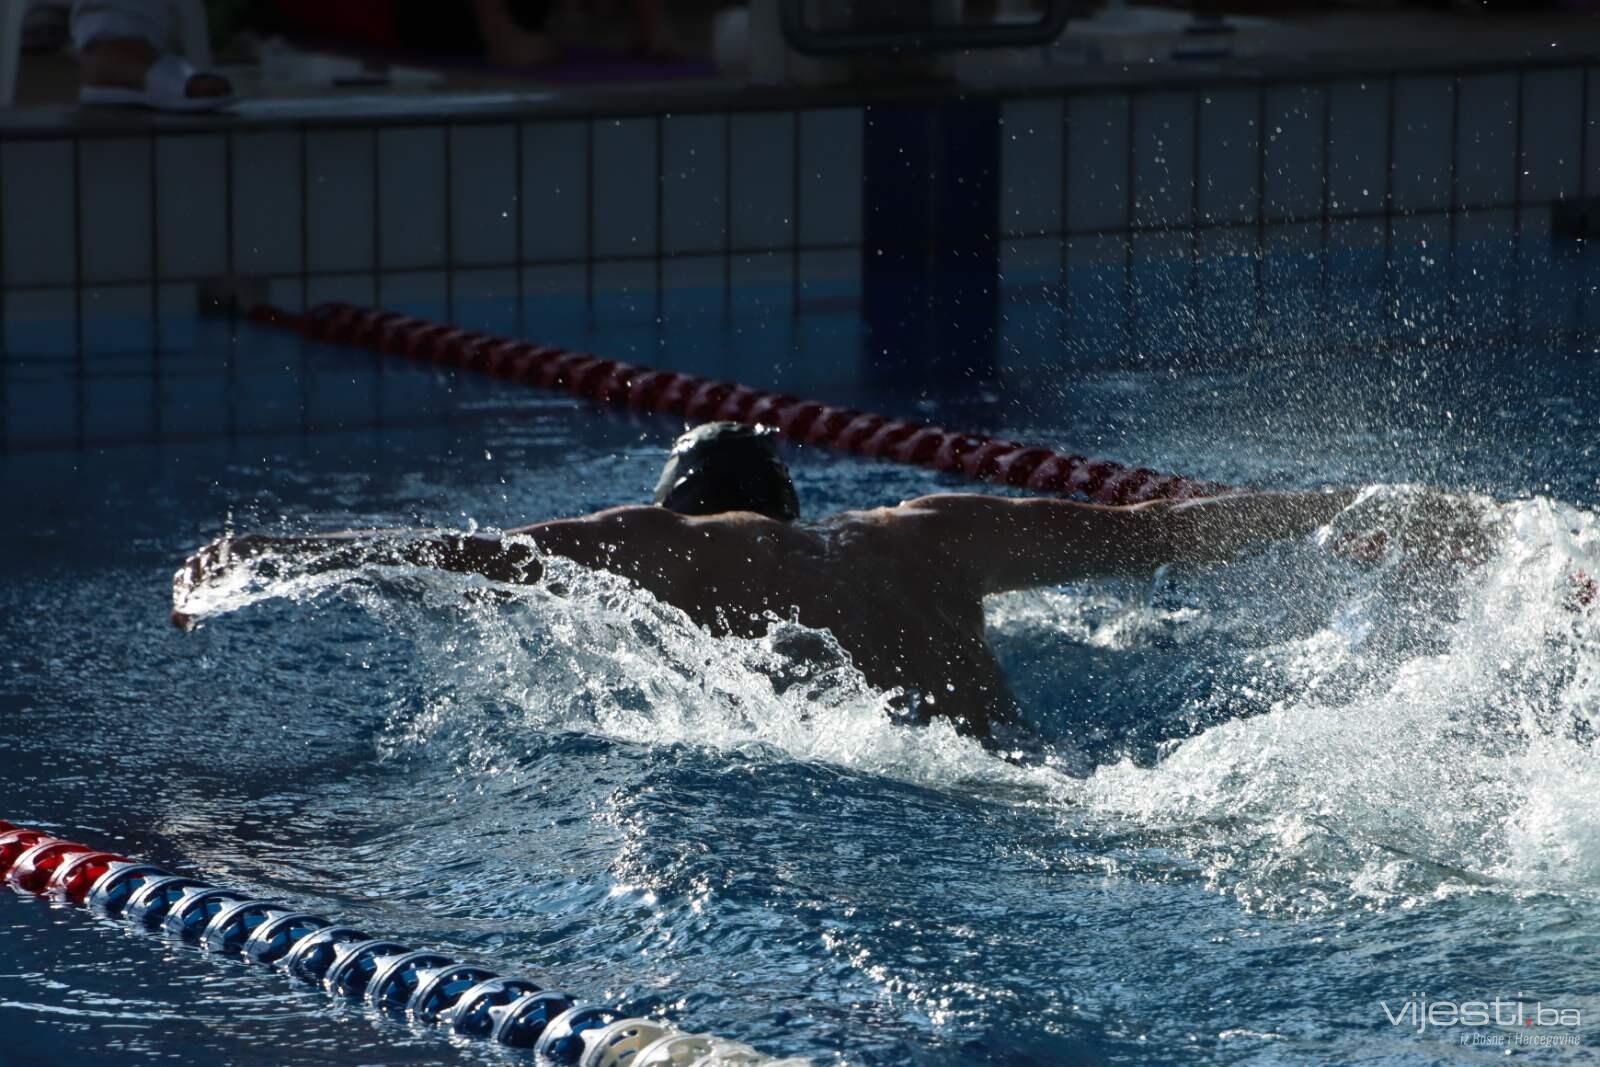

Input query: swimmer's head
[653,422,800,522]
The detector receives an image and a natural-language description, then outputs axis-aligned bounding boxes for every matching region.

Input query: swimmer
[175,422,1370,739]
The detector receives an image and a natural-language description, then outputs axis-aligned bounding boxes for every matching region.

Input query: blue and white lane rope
[0,822,807,1067]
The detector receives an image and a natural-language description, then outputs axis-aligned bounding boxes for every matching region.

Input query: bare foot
[628,0,686,61]
[483,27,560,68]
[629,30,685,62]
[78,37,230,98]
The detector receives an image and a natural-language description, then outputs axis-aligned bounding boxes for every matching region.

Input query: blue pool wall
[0,56,1596,450]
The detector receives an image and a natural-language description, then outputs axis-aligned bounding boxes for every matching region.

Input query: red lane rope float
[246,302,1238,506]
[0,822,798,1065]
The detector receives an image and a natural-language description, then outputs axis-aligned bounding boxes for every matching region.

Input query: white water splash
[179,539,1058,793]
[179,489,1600,907]
[1066,493,1600,905]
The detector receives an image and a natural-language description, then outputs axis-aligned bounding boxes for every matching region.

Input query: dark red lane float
[0,829,54,876]
[247,301,1240,506]
[6,840,94,894]
[47,850,133,906]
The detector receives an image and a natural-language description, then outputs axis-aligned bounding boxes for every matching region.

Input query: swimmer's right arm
[171,529,544,629]
[172,506,692,629]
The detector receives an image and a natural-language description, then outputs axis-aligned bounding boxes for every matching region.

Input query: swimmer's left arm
[900,489,1359,594]
[1156,488,1364,565]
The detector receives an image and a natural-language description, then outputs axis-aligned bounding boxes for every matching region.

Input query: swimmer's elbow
[1158,489,1357,564]
[468,536,545,584]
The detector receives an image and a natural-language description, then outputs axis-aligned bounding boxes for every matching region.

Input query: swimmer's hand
[171,532,275,630]
[1320,487,1500,570]
[172,531,367,630]
[171,529,544,629]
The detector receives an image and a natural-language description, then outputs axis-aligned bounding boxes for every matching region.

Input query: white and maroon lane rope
[248,301,1239,506]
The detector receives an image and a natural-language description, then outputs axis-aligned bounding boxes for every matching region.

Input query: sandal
[79,52,236,113]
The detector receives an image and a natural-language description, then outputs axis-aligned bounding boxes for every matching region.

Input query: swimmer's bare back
[173,489,1361,738]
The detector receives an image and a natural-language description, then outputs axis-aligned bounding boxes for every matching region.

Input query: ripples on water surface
[1,321,1598,1066]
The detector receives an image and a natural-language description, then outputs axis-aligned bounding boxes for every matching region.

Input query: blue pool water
[2,234,1599,1065]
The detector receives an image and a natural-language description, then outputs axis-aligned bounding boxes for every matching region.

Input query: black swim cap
[653,422,800,522]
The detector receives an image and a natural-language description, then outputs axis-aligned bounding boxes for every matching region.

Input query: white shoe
[79,53,236,113]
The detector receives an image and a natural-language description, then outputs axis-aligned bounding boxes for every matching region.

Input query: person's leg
[72,0,230,99]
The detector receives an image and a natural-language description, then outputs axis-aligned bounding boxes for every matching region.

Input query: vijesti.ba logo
[1381,992,1581,1036]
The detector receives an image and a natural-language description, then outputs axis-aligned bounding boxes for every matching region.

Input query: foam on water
[380,556,1021,792]
[179,539,1055,794]
[1071,492,1600,908]
[174,488,1600,912]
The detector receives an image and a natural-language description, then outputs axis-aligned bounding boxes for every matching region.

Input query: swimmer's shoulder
[591,505,817,549]
[523,503,680,538]
[808,503,941,554]
[815,496,976,537]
